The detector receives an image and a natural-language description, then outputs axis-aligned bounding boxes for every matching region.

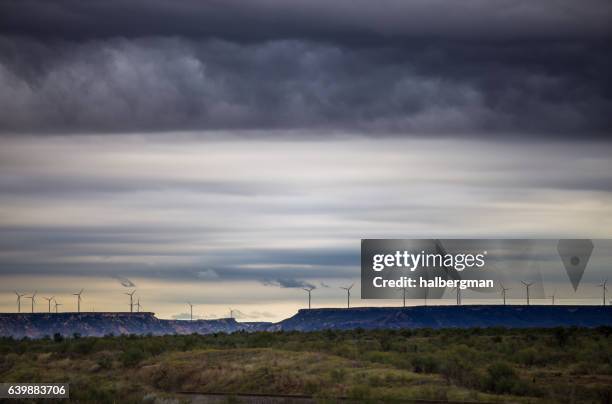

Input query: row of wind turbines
[301,279,609,310]
[302,283,353,310]
[11,279,609,315]
[500,279,608,306]
[13,289,144,314]
[186,302,239,321]
[13,290,80,314]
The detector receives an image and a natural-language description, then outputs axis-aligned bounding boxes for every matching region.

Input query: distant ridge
[273,305,612,331]
[0,312,270,339]
[1,306,611,339]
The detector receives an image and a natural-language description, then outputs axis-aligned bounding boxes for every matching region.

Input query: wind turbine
[303,286,314,309]
[25,291,37,313]
[135,298,141,313]
[499,282,510,306]
[43,296,54,313]
[14,291,25,313]
[54,301,62,313]
[521,281,533,305]
[73,289,83,313]
[398,286,407,308]
[187,302,194,321]
[550,289,557,305]
[124,290,136,312]
[340,283,354,308]
[598,279,608,306]
[229,308,235,319]
[455,287,462,305]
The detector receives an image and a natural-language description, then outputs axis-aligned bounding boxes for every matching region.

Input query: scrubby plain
[1,327,611,403]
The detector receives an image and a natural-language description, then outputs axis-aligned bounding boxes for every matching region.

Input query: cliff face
[0,313,270,339]
[0,313,167,339]
[1,306,611,339]
[164,318,271,335]
[274,306,612,331]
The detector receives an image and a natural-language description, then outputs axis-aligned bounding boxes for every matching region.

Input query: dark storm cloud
[0,0,611,136]
[1,0,611,41]
[1,36,610,136]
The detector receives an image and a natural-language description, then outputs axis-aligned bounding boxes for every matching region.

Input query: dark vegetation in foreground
[1,327,611,403]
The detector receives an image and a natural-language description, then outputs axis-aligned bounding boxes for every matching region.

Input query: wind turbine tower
[14,291,25,313]
[598,279,608,306]
[499,282,510,306]
[54,301,62,313]
[73,289,83,313]
[125,290,136,312]
[43,296,54,313]
[25,291,37,313]
[188,302,194,321]
[340,283,354,308]
[303,286,314,309]
[135,297,141,313]
[521,281,533,305]
[398,286,407,308]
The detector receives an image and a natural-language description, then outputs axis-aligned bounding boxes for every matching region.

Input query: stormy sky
[0,0,611,320]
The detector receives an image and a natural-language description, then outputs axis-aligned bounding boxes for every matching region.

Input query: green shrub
[329,368,346,383]
[97,355,113,370]
[72,338,96,355]
[348,385,372,400]
[412,354,439,373]
[483,361,529,395]
[120,347,146,367]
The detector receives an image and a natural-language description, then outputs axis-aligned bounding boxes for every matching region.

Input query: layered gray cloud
[263,278,317,289]
[0,1,611,136]
[0,136,610,283]
[2,0,611,41]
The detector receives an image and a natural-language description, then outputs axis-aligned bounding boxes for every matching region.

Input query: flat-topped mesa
[277,305,612,331]
[1,305,611,339]
[0,312,267,339]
